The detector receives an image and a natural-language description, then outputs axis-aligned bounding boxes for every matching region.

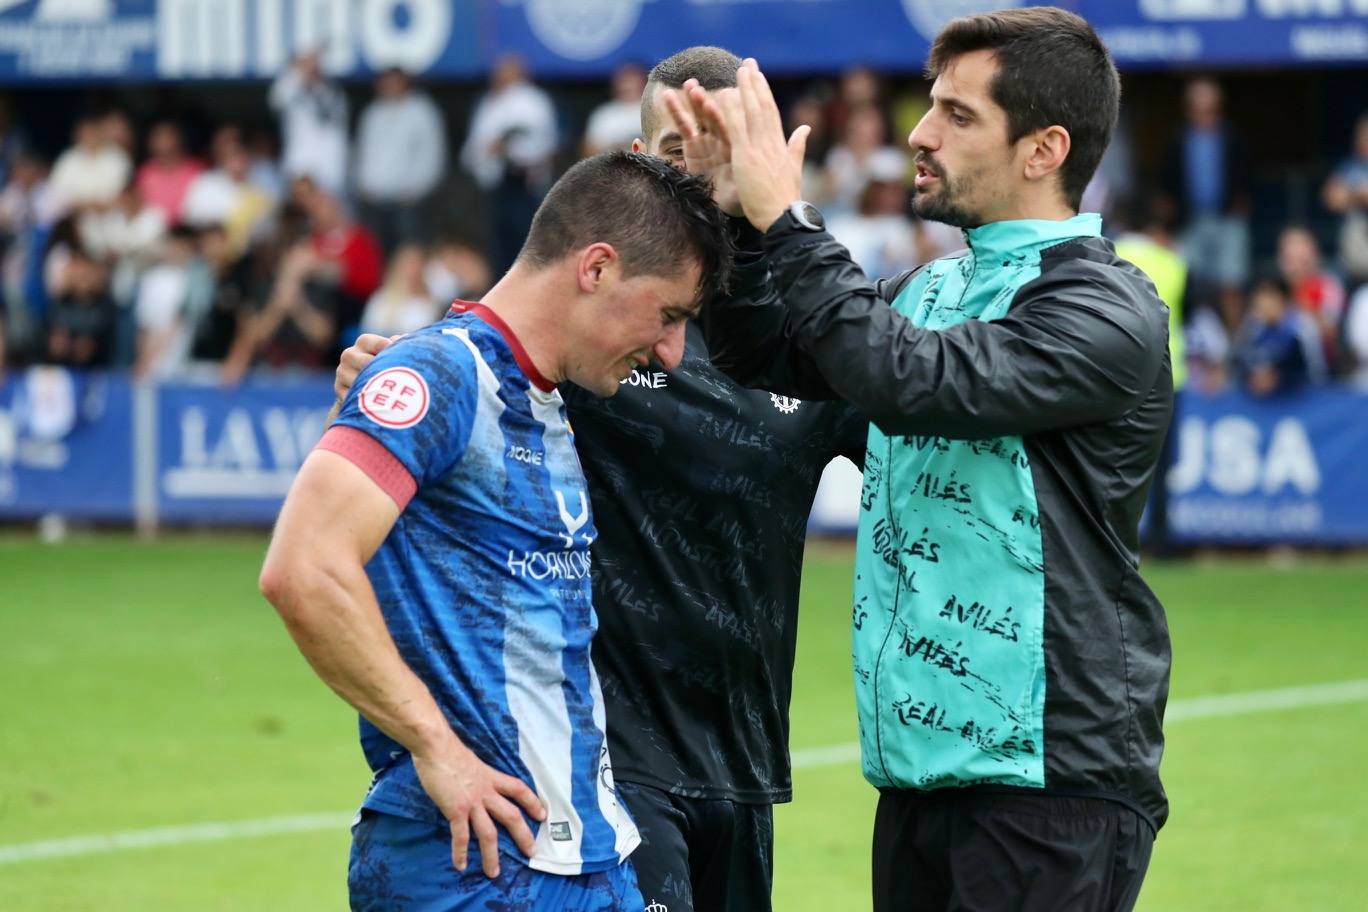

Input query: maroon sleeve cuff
[316,425,417,511]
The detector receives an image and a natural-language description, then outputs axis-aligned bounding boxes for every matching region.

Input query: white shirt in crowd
[827,212,919,280]
[354,91,448,203]
[823,145,906,215]
[583,99,641,154]
[79,205,166,264]
[360,289,442,337]
[48,144,130,214]
[181,170,242,227]
[270,66,349,195]
[1344,285,1368,388]
[461,82,557,190]
[135,262,194,379]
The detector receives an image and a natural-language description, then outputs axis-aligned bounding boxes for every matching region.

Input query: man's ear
[577,242,620,294]
[1022,125,1071,184]
[631,137,645,153]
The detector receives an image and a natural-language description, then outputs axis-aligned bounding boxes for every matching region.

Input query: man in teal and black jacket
[667,7,1171,911]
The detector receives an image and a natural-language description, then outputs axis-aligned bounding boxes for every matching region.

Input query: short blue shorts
[348,809,644,911]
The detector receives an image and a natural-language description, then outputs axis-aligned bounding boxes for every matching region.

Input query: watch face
[792,202,824,231]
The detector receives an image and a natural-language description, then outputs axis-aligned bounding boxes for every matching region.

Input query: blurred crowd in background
[1,50,1366,399]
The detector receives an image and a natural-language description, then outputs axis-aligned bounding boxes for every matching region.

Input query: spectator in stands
[423,235,491,305]
[102,109,137,159]
[181,137,275,258]
[1115,201,1190,391]
[0,152,48,237]
[359,243,440,337]
[1185,286,1249,394]
[1321,111,1368,290]
[787,92,832,205]
[583,62,648,155]
[1159,78,1253,313]
[0,153,53,359]
[460,54,557,275]
[220,179,380,382]
[80,182,167,270]
[133,225,201,379]
[0,94,29,192]
[825,65,882,142]
[270,48,349,197]
[826,158,918,278]
[1277,225,1345,373]
[353,67,447,256]
[45,247,114,367]
[188,223,256,366]
[1233,275,1313,397]
[48,113,131,217]
[79,181,168,358]
[823,103,907,215]
[1343,283,1368,387]
[246,128,286,204]
[135,121,204,226]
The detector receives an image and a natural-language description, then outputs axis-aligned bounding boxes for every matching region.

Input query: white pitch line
[0,813,354,865]
[1163,679,1368,721]
[4,678,1367,866]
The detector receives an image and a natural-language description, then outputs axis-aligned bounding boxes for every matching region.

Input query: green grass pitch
[2,535,1366,910]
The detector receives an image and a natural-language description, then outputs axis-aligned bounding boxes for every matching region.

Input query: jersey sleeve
[319,330,478,508]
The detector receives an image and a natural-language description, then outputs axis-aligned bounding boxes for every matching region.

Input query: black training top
[562,319,867,804]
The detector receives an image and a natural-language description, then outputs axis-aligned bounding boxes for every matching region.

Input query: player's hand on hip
[706,59,808,232]
[412,744,546,878]
[333,333,395,401]
[661,79,743,216]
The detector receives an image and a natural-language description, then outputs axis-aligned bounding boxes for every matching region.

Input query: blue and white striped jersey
[319,302,639,875]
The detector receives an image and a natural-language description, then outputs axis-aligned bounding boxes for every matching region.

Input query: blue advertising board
[153,374,333,523]
[1165,387,1368,545]
[0,1,1364,84]
[0,367,135,519]
[5,369,1368,545]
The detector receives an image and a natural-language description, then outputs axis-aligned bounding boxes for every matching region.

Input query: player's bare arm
[259,451,546,877]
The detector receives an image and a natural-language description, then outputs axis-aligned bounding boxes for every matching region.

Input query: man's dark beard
[912,183,982,229]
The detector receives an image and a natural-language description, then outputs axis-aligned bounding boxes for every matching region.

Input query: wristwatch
[785,200,826,232]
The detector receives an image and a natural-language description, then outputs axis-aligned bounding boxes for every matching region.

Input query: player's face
[634,86,691,169]
[906,50,1023,229]
[570,262,702,397]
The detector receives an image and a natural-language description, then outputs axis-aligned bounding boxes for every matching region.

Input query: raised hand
[334,332,392,401]
[682,59,809,233]
[660,78,742,216]
[327,332,399,423]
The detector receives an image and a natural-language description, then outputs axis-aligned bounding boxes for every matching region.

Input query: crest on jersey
[770,393,801,414]
[554,490,593,548]
[359,367,430,429]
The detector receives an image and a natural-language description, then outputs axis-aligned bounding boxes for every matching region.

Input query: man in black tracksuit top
[666,9,1172,912]
[335,47,867,912]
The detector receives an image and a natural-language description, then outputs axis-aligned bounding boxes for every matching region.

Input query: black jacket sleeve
[702,217,917,400]
[717,222,1168,441]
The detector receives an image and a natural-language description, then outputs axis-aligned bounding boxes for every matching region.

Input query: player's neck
[478,264,566,385]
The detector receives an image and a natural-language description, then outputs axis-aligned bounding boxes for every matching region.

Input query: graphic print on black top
[563,321,868,803]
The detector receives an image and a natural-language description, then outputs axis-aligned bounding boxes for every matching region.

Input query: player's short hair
[519,150,733,306]
[640,46,743,141]
[927,6,1120,212]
